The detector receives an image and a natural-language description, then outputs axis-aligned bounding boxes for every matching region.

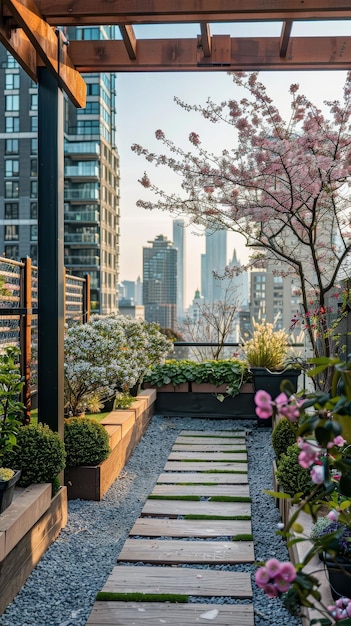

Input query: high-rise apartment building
[172,218,186,321]
[0,25,120,314]
[143,234,177,329]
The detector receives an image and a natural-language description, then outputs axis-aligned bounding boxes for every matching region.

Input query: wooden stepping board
[157,472,248,485]
[151,483,250,497]
[164,461,248,472]
[168,451,247,461]
[119,538,254,564]
[102,565,253,598]
[175,436,246,446]
[130,517,252,538]
[142,499,251,518]
[172,443,246,451]
[86,602,254,626]
[179,430,246,437]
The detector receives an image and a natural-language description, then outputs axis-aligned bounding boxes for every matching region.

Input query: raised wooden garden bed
[143,382,256,418]
[64,390,156,501]
[0,484,67,615]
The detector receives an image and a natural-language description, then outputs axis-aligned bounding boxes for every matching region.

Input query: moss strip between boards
[179,458,248,463]
[181,434,245,439]
[209,496,251,503]
[184,514,251,521]
[96,592,189,603]
[231,534,253,541]
[148,495,201,501]
[203,470,248,474]
[148,495,251,502]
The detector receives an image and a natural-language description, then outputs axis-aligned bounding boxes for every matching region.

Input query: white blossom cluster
[64,314,173,415]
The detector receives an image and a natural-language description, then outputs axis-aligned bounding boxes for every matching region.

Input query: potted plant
[241,319,301,424]
[0,346,24,513]
[310,515,351,600]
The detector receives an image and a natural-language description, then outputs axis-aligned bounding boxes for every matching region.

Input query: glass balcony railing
[64,255,100,266]
[64,233,100,244]
[64,141,100,156]
[64,210,99,223]
[64,188,99,201]
[64,165,99,178]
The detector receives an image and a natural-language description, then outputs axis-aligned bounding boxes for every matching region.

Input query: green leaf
[263,489,291,499]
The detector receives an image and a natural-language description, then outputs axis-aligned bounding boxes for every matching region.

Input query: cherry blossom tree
[132,72,351,390]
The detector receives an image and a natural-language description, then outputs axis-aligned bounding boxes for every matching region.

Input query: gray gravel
[0,415,302,626]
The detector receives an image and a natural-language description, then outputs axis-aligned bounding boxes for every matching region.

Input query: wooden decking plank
[130,517,252,538]
[102,565,253,598]
[173,443,246,452]
[141,499,251,518]
[175,436,246,446]
[151,484,250,497]
[164,461,248,472]
[118,538,254,564]
[86,602,254,625]
[168,452,247,461]
[179,430,246,437]
[157,472,248,485]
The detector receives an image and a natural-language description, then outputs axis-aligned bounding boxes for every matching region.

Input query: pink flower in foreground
[255,560,297,598]
[298,441,320,469]
[274,392,302,422]
[254,390,273,419]
[328,509,339,522]
[328,597,351,621]
[311,464,325,484]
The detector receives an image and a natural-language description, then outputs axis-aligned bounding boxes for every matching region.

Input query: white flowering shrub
[64,314,173,415]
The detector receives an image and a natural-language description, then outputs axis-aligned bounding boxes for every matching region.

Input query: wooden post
[20,257,32,424]
[83,273,91,323]
[37,68,64,438]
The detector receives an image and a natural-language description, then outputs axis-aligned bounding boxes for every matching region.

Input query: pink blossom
[265,558,282,577]
[263,583,279,598]
[333,435,346,448]
[298,441,320,468]
[327,509,339,522]
[311,464,325,484]
[254,390,273,419]
[189,132,200,145]
[278,562,297,583]
[255,567,270,588]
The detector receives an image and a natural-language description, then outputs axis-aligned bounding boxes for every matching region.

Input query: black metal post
[37,68,64,437]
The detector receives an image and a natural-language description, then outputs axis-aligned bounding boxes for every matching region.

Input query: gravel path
[0,415,302,626]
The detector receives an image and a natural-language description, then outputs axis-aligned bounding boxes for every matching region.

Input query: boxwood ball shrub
[275,443,314,498]
[3,423,66,492]
[64,417,110,466]
[271,417,298,461]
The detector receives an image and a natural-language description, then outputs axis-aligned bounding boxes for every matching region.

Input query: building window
[31,138,38,155]
[5,116,19,133]
[86,83,100,96]
[5,181,19,198]
[5,73,20,89]
[30,93,38,111]
[30,181,37,198]
[4,203,19,219]
[5,95,19,111]
[30,159,37,177]
[30,202,37,219]
[30,225,38,241]
[4,224,19,241]
[76,120,100,134]
[30,116,38,132]
[4,244,19,259]
[30,244,37,263]
[4,159,19,177]
[5,139,19,154]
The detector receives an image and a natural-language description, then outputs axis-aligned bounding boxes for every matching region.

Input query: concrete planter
[64,390,156,501]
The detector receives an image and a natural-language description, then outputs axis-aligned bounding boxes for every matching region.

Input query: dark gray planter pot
[0,469,22,513]
[324,556,351,601]
[251,368,301,427]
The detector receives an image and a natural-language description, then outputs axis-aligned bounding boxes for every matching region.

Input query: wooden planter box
[152,383,256,418]
[0,484,67,615]
[64,390,156,501]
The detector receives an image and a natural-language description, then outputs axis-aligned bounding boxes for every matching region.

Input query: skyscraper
[172,218,186,321]
[201,229,227,303]
[143,234,177,329]
[0,26,120,314]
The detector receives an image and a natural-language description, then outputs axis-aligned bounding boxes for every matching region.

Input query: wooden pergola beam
[30,0,351,25]
[280,20,293,58]
[119,24,137,60]
[0,15,37,81]
[2,0,86,107]
[200,22,211,58]
[68,35,351,72]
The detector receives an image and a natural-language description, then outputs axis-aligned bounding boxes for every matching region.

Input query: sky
[116,21,349,307]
